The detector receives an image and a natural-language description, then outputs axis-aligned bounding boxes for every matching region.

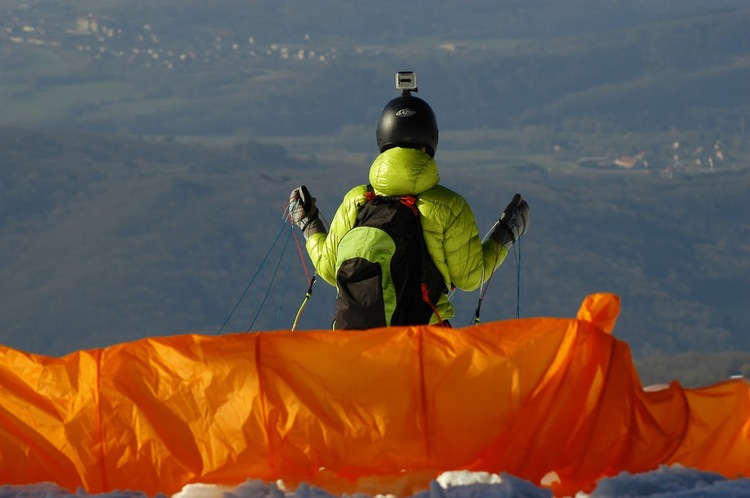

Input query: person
[289,74,528,328]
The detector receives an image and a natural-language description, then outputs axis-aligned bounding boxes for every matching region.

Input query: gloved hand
[288,186,325,238]
[491,193,529,248]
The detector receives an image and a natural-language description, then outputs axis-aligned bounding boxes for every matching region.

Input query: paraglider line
[291,227,313,287]
[285,198,331,330]
[247,224,293,332]
[292,276,316,331]
[275,230,295,330]
[216,217,288,335]
[474,223,504,325]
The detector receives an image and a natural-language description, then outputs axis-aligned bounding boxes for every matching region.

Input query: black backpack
[333,186,446,329]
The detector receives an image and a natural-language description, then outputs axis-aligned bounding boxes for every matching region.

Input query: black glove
[491,193,529,248]
[288,186,325,238]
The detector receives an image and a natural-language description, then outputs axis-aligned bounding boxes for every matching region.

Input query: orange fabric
[0,293,748,496]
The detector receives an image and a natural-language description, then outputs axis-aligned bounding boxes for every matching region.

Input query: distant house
[75,15,98,35]
[614,151,646,169]
[70,14,119,38]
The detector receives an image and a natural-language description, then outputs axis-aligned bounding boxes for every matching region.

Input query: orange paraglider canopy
[0,293,748,497]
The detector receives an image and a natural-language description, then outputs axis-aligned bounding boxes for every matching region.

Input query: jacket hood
[368,147,440,196]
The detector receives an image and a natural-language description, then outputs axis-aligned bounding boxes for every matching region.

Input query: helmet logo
[396,108,416,117]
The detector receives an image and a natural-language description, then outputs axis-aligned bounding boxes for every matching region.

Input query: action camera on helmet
[376,71,438,157]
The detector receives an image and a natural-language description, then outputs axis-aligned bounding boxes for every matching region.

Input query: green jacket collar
[368,147,440,196]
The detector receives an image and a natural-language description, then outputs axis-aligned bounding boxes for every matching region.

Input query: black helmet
[376,94,439,157]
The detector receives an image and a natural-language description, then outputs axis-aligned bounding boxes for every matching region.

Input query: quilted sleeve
[420,186,508,292]
[305,185,368,285]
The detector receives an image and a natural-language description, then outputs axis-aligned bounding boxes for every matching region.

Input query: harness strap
[399,195,419,215]
[421,283,445,326]
[367,187,419,215]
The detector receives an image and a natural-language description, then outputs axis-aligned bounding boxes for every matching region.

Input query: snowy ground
[4,466,750,498]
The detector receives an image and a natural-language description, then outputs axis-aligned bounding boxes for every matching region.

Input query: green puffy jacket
[306,147,507,324]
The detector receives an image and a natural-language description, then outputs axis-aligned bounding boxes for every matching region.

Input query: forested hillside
[1,0,749,138]
[1,126,748,373]
[1,1,750,385]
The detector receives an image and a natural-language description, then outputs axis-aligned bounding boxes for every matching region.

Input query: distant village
[1,9,364,70]
[3,5,469,70]
[2,6,747,178]
[571,139,740,178]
